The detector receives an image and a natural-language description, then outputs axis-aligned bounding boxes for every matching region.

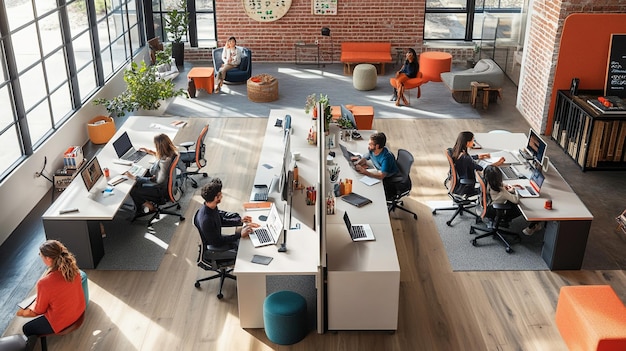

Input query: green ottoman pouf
[263,291,308,345]
[353,64,378,91]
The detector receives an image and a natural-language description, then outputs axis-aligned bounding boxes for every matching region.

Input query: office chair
[469,171,520,253]
[179,124,209,188]
[193,209,237,299]
[212,47,252,83]
[387,149,417,220]
[134,155,185,225]
[431,148,480,226]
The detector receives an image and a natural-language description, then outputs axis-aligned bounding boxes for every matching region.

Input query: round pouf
[247,74,279,102]
[263,291,307,345]
[352,64,378,91]
[420,51,453,82]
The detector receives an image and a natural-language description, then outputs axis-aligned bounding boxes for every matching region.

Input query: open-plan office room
[1,1,626,350]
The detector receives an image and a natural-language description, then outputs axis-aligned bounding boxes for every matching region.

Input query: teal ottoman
[263,291,307,345]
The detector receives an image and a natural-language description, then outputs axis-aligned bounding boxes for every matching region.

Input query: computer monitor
[527,128,548,165]
[80,156,103,192]
[340,105,358,130]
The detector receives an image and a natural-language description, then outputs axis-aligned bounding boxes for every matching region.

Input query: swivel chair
[193,209,237,299]
[469,171,520,253]
[386,149,417,220]
[432,148,480,226]
[134,155,185,225]
[179,124,209,188]
[212,47,252,83]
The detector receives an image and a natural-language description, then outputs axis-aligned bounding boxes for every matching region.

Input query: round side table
[247,74,279,102]
[420,51,453,83]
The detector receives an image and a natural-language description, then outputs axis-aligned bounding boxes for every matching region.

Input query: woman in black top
[389,48,419,106]
[451,131,504,193]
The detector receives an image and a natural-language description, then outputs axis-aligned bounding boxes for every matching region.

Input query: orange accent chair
[555,285,626,351]
[390,72,425,105]
[87,116,116,145]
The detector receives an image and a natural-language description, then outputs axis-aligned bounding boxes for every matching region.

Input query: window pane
[100,47,114,79]
[112,37,128,69]
[12,25,41,74]
[67,1,90,39]
[35,0,58,16]
[197,13,215,42]
[77,65,97,102]
[0,126,22,178]
[153,13,165,42]
[0,43,7,81]
[424,13,467,40]
[426,0,465,9]
[44,51,69,91]
[50,83,73,125]
[6,1,35,30]
[21,64,47,112]
[38,13,63,56]
[0,86,15,130]
[196,0,214,11]
[130,24,141,52]
[26,101,53,146]
[73,32,94,69]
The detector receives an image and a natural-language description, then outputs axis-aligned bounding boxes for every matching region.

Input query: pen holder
[328,166,340,183]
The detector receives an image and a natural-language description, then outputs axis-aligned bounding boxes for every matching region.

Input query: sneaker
[523,222,543,236]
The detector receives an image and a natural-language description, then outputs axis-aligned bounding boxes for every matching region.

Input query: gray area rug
[96,182,198,271]
[427,200,548,271]
[165,62,480,120]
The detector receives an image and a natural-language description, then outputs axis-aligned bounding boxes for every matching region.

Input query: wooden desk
[472,133,593,270]
[187,67,214,94]
[42,117,182,268]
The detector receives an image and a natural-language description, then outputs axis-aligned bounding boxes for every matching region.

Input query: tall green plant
[94,61,187,117]
[165,0,189,43]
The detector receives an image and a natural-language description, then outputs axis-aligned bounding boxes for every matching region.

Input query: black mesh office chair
[134,155,185,225]
[193,209,238,299]
[179,124,209,188]
[469,170,520,253]
[432,148,480,226]
[386,149,417,220]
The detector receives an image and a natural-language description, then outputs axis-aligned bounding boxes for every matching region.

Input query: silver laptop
[339,144,358,170]
[112,131,147,162]
[512,170,545,198]
[343,212,375,241]
[249,204,283,247]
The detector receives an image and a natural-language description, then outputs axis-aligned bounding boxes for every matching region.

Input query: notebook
[249,204,283,247]
[112,131,147,162]
[17,294,36,310]
[341,192,372,207]
[511,169,545,198]
[343,212,375,241]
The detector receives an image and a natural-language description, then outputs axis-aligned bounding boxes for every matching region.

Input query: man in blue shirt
[353,132,399,199]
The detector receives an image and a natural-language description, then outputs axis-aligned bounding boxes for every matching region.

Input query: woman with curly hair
[17,240,85,336]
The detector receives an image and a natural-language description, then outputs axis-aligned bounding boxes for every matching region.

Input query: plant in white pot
[94,61,187,117]
[165,0,189,67]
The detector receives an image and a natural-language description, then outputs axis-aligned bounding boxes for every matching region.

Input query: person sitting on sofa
[215,36,241,93]
[389,48,419,106]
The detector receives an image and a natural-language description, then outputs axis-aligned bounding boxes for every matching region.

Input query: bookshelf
[551,90,626,171]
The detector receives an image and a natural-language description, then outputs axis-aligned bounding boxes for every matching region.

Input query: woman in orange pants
[389,48,419,106]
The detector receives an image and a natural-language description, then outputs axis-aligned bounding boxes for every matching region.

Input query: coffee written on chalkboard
[604,34,626,98]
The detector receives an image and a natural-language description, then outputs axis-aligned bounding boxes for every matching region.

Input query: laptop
[511,169,545,198]
[343,212,375,241]
[112,131,147,162]
[341,192,372,207]
[499,165,522,180]
[339,144,358,170]
[249,204,283,247]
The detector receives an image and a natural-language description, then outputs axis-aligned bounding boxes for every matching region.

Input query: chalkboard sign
[604,34,626,98]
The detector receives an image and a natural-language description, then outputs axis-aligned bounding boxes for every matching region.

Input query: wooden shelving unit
[551,90,626,171]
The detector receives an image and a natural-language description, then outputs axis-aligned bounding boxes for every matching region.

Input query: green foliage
[164,0,189,43]
[155,44,173,65]
[94,61,187,117]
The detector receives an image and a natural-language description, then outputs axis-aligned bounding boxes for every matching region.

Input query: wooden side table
[470,81,490,108]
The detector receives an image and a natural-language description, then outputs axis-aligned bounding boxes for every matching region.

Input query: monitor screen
[527,129,547,164]
[340,105,358,130]
[81,157,103,192]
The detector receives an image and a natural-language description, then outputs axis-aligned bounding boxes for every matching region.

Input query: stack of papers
[483,151,521,164]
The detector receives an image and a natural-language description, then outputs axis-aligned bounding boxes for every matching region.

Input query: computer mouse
[259,215,268,221]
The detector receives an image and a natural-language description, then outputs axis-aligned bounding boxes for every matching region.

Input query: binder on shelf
[63,146,83,169]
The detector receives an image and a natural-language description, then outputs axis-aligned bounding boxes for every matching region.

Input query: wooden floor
[3,73,626,350]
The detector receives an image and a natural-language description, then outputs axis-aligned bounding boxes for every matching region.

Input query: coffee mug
[292,152,301,161]
[544,199,552,210]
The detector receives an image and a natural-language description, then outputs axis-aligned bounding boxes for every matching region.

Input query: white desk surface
[472,133,593,221]
[235,109,320,275]
[42,117,182,221]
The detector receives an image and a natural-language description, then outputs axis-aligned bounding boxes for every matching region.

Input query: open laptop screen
[112,131,133,158]
[81,157,103,192]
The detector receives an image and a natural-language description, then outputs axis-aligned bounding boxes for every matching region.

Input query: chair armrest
[179,141,195,151]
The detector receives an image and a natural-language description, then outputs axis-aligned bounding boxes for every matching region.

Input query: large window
[149,0,216,48]
[0,0,144,181]
[424,0,523,41]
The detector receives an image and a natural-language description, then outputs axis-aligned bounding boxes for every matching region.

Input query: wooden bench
[340,42,392,75]
[556,285,626,351]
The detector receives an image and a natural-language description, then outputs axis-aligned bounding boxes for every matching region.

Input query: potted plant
[468,43,481,68]
[164,0,189,67]
[94,61,187,117]
[305,93,331,121]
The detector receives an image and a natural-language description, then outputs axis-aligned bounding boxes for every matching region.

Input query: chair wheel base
[195,281,201,288]
[217,293,223,299]
[446,220,453,226]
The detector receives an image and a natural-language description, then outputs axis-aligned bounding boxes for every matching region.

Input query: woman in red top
[17,240,86,336]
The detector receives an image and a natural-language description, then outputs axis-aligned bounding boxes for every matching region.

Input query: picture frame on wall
[312,0,337,15]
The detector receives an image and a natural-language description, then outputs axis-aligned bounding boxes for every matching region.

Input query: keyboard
[128,165,146,177]
[525,185,536,196]
[251,185,269,201]
[519,148,533,160]
[352,225,366,239]
[500,166,518,180]
[254,228,271,243]
[126,150,147,162]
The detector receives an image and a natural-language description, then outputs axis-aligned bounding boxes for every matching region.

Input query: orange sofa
[340,42,392,75]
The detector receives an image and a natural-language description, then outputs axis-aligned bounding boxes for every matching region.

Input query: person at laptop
[483,165,542,236]
[452,131,505,191]
[196,178,259,250]
[16,240,85,337]
[125,134,178,214]
[352,132,399,200]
